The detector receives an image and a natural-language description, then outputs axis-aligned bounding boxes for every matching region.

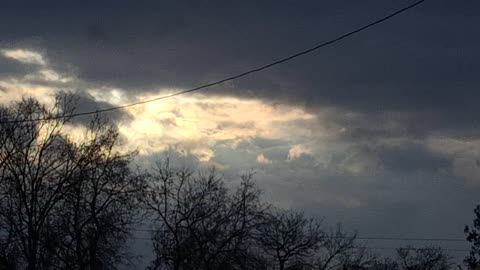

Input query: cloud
[288,144,313,160]
[0,79,57,105]
[108,92,318,160]
[1,49,46,65]
[377,139,451,173]
[61,91,132,126]
[427,137,480,184]
[37,69,72,82]
[256,153,272,164]
[0,48,127,126]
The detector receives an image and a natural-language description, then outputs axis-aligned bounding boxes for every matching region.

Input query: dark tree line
[0,96,478,270]
[140,161,454,270]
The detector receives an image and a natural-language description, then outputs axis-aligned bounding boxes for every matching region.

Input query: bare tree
[313,224,360,270]
[256,210,324,270]
[0,97,78,270]
[337,247,375,270]
[318,245,453,270]
[396,246,453,270]
[362,257,399,270]
[0,96,141,270]
[50,116,143,270]
[141,160,266,270]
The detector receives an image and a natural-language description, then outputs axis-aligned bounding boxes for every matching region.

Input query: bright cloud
[107,92,318,160]
[0,50,322,164]
[1,49,46,65]
[1,48,73,84]
[288,144,313,160]
[0,79,58,105]
[257,153,272,164]
[38,69,72,83]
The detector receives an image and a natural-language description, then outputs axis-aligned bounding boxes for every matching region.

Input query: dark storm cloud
[0,1,415,90]
[1,0,479,139]
[256,164,476,239]
[250,137,289,149]
[355,140,451,173]
[62,91,132,126]
[86,24,110,43]
[0,57,38,78]
[0,1,477,177]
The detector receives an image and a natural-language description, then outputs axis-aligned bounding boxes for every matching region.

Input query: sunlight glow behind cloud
[2,46,480,185]
[257,153,272,164]
[0,79,58,105]
[103,92,318,161]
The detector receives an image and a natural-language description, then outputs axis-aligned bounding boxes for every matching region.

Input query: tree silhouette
[141,160,266,270]
[366,257,399,270]
[314,224,360,270]
[256,210,324,270]
[0,96,141,270]
[396,246,453,270]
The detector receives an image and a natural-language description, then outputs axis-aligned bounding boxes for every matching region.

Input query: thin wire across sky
[0,0,426,124]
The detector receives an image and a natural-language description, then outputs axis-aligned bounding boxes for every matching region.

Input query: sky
[1,0,480,265]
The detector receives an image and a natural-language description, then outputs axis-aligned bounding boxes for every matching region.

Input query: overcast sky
[1,0,479,265]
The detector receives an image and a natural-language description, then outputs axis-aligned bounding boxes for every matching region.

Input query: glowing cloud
[1,49,46,65]
[0,79,57,105]
[38,69,72,83]
[257,153,272,164]
[84,90,318,161]
[288,144,313,160]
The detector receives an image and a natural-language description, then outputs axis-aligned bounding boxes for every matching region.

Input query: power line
[354,236,465,243]
[131,228,464,242]
[363,247,470,253]
[0,0,426,124]
[125,236,470,253]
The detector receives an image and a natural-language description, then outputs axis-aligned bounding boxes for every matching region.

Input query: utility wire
[131,228,464,242]
[354,236,466,242]
[363,247,469,253]
[0,0,426,124]
[125,237,470,252]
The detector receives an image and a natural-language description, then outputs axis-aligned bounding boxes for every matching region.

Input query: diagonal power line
[1,0,426,124]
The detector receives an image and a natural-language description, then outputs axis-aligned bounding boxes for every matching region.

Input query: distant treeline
[1,95,480,270]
